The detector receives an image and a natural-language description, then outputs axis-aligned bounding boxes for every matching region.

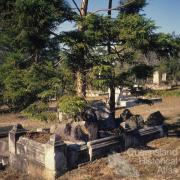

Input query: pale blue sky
[59,0,180,34]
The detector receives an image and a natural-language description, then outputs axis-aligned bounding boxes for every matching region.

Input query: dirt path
[116,96,180,121]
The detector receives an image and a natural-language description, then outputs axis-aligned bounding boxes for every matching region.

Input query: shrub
[43,112,58,122]
[58,95,87,119]
[21,101,48,121]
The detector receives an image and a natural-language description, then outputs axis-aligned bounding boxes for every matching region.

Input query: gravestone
[153,71,161,85]
[162,73,167,82]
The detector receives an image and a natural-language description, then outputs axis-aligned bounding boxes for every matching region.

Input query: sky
[59,0,180,34]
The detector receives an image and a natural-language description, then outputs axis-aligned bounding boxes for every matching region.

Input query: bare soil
[0,113,53,130]
[24,132,51,144]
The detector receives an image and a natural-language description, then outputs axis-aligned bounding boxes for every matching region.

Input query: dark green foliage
[21,101,49,121]
[120,0,147,14]
[21,100,58,122]
[14,0,72,56]
[157,58,180,82]
[116,14,156,49]
[148,33,180,59]
[0,0,75,111]
[1,53,75,110]
[131,64,153,80]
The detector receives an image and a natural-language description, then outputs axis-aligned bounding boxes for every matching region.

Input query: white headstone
[153,71,161,85]
[162,73,167,82]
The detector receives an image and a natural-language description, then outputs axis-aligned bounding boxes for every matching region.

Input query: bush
[21,101,49,121]
[58,95,87,119]
[43,112,58,122]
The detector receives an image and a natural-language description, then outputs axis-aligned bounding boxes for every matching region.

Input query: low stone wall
[124,125,166,149]
[66,142,89,169]
[0,126,13,138]
[8,124,166,179]
[9,125,67,180]
[87,135,123,161]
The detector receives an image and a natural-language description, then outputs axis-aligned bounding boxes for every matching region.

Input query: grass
[145,89,180,98]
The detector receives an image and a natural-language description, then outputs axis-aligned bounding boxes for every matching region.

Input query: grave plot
[107,87,162,108]
[7,109,167,179]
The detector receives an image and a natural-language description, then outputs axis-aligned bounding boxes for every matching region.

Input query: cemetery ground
[0,95,179,179]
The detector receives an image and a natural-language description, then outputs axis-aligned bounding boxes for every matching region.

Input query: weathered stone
[9,124,28,154]
[119,109,133,122]
[125,115,145,131]
[162,73,167,82]
[90,100,110,120]
[45,134,67,178]
[82,108,97,122]
[145,111,165,126]
[37,128,50,133]
[87,135,122,161]
[50,124,57,134]
[66,142,89,169]
[0,126,13,138]
[0,140,8,156]
[55,121,98,142]
[153,71,161,85]
[137,98,154,106]
[9,131,67,179]
[85,121,98,140]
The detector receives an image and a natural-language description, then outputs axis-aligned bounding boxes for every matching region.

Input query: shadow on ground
[165,118,180,137]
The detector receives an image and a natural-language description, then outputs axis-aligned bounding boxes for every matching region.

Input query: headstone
[162,73,167,82]
[153,71,161,85]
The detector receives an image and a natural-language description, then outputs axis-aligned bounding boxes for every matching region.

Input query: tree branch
[49,30,60,38]
[72,0,82,16]
[92,0,136,14]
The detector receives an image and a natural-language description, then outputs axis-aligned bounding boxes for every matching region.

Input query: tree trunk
[107,0,115,119]
[80,0,88,16]
[108,0,112,17]
[76,0,89,97]
[76,71,86,97]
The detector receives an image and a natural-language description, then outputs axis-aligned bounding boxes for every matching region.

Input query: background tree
[87,0,155,119]
[0,0,74,110]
